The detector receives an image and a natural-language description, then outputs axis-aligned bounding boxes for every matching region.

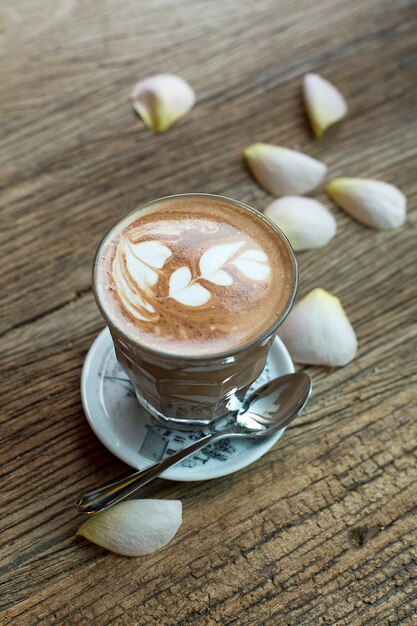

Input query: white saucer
[81,328,294,482]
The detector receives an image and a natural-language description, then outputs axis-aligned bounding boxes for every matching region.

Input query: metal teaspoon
[76,372,312,515]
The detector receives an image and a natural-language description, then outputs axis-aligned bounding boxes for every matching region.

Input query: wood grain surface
[1,0,416,624]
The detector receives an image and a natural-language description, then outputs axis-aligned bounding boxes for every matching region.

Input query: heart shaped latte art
[168,267,211,306]
[112,226,272,320]
[113,238,172,321]
[167,242,271,307]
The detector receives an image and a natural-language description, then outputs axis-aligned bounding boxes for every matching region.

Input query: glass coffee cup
[93,194,298,429]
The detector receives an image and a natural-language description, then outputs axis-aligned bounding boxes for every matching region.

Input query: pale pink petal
[244,143,327,196]
[303,73,348,137]
[327,178,406,229]
[264,196,336,251]
[279,288,357,367]
[76,500,182,556]
[131,74,195,133]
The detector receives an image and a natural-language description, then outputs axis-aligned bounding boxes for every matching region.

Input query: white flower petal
[130,74,196,133]
[244,143,327,196]
[76,500,182,556]
[264,196,337,251]
[303,73,348,137]
[279,288,357,367]
[327,178,406,230]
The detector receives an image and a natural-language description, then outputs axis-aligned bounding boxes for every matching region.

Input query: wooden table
[1,1,416,624]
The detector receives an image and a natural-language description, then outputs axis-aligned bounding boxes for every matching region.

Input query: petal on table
[264,196,336,251]
[131,74,196,133]
[303,73,347,137]
[76,500,182,556]
[279,288,357,367]
[327,178,406,230]
[244,143,327,195]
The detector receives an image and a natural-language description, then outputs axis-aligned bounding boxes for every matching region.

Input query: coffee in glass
[93,194,297,429]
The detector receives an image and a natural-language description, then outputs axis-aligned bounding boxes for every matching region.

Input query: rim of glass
[93,193,298,362]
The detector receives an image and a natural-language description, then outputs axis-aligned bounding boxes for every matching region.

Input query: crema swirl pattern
[95,196,294,355]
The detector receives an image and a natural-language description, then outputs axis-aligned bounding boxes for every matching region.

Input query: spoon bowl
[228,372,312,437]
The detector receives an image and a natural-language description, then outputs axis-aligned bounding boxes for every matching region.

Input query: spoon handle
[76,432,218,515]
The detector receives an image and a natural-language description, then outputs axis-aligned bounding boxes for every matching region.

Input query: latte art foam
[95,196,295,355]
[114,221,271,317]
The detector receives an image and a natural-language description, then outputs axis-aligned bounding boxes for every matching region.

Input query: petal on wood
[244,143,327,195]
[131,74,196,133]
[327,178,406,230]
[264,196,336,251]
[76,500,182,556]
[303,73,347,137]
[279,288,357,367]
